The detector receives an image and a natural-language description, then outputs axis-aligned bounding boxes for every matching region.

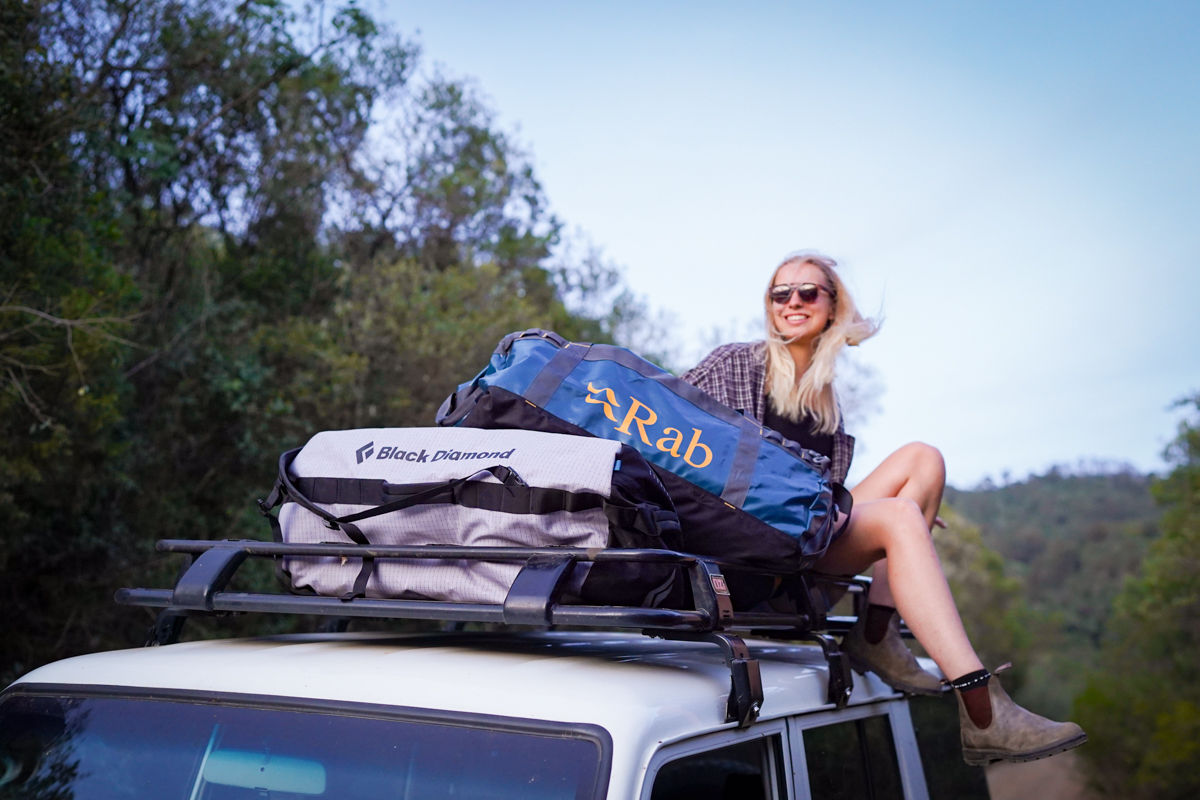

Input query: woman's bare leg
[818,497,982,680]
[849,442,947,608]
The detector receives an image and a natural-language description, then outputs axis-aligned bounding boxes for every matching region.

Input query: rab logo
[585,382,713,468]
[355,442,375,464]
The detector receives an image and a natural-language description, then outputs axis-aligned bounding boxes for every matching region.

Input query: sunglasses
[769,283,835,305]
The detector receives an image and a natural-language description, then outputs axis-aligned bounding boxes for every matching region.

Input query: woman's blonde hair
[764,252,878,433]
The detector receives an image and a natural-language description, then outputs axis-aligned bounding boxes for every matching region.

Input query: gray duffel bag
[257,427,683,606]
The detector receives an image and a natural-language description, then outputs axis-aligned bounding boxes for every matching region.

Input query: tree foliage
[944,466,1161,719]
[1074,395,1200,799]
[0,0,638,682]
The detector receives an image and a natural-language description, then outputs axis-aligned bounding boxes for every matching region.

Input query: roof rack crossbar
[502,554,578,626]
[117,539,892,727]
[117,588,713,629]
[153,539,812,575]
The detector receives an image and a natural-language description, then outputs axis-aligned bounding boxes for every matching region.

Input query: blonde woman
[682,252,1086,765]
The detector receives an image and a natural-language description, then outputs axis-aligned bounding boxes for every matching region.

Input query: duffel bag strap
[263,452,378,600]
[603,502,683,548]
[332,464,527,525]
[831,482,854,539]
[522,340,592,407]
[720,415,762,509]
[257,477,292,590]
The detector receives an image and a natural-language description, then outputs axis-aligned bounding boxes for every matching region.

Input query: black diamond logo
[356,441,375,464]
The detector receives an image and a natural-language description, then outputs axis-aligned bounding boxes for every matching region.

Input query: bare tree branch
[6,368,52,425]
[0,305,145,349]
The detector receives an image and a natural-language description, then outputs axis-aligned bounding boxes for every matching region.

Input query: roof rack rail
[117,540,882,726]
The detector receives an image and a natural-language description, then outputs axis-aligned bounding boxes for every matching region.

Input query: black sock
[863,604,895,645]
[950,669,993,729]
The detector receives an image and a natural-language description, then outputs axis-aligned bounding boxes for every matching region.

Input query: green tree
[1,0,641,682]
[944,467,1161,719]
[1075,394,1200,799]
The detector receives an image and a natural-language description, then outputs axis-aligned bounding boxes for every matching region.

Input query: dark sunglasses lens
[771,284,822,304]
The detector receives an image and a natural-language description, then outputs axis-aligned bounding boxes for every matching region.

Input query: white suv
[0,542,991,799]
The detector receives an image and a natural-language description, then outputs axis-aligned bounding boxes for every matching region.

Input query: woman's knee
[897,442,946,483]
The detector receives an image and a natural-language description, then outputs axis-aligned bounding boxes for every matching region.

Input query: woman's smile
[769,262,832,344]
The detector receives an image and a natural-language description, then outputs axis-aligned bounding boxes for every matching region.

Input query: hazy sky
[376,1,1199,487]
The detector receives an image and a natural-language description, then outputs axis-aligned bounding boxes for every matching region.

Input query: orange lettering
[615,397,658,445]
[656,427,684,457]
[683,428,713,468]
[584,382,621,423]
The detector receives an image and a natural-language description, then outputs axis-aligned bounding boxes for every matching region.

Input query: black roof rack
[117,540,882,727]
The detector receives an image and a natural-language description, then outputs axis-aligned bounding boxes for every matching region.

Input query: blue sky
[374,1,1199,487]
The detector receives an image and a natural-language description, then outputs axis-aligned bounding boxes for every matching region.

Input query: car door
[785,695,995,800]
[787,699,929,800]
[642,719,792,800]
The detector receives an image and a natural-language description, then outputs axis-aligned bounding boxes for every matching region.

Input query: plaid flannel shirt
[680,341,855,485]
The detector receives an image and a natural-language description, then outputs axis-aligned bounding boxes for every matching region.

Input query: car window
[651,736,783,800]
[0,693,604,800]
[802,714,904,800]
[907,695,990,800]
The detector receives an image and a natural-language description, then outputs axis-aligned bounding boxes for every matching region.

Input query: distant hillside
[943,468,1162,719]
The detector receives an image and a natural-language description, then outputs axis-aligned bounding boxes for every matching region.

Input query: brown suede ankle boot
[840,610,943,696]
[955,673,1087,765]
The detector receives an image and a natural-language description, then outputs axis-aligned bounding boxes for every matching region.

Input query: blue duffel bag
[437,329,852,574]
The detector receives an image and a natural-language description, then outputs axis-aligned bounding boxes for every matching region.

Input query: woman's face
[769,261,835,345]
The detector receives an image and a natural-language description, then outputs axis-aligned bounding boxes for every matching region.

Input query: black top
[761,395,835,461]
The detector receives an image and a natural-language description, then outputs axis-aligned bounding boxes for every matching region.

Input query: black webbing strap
[260,471,367,598]
[257,479,290,589]
[522,341,591,407]
[451,481,603,515]
[331,465,525,525]
[720,415,761,509]
[337,519,374,600]
[292,476,604,516]
[602,502,680,546]
[831,482,854,540]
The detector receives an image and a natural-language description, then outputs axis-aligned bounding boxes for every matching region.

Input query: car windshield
[0,692,603,800]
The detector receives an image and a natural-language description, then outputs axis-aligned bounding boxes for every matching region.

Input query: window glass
[907,695,990,800]
[0,693,603,800]
[651,737,781,800]
[803,715,904,800]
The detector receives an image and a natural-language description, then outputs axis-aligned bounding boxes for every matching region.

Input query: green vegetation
[1074,396,1200,799]
[942,410,1200,798]
[0,0,649,683]
[944,466,1161,720]
[4,8,1196,798]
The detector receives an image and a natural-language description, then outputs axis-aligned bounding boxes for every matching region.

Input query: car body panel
[9,630,934,799]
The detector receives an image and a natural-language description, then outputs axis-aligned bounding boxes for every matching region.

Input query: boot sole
[846,653,945,697]
[962,732,1088,766]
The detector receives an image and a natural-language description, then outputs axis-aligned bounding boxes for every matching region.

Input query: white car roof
[11,631,926,797]
[12,630,908,733]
